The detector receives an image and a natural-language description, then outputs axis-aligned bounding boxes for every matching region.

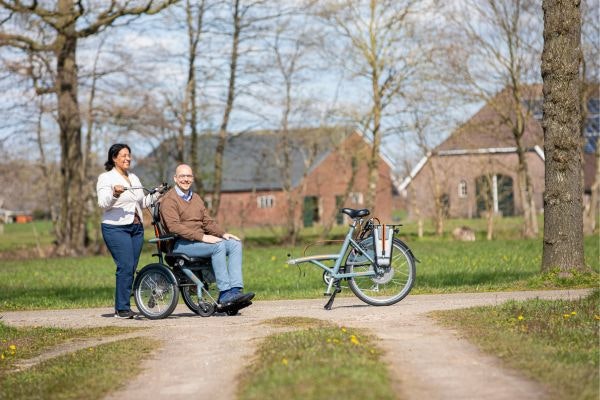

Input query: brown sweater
[160,188,225,242]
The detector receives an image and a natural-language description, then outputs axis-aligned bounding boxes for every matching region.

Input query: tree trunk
[54,12,86,256]
[541,0,586,273]
[486,210,494,240]
[188,0,206,196]
[211,0,240,217]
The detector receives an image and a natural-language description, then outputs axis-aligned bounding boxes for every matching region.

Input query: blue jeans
[101,223,144,311]
[174,239,243,292]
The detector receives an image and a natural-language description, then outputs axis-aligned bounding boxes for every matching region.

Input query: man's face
[174,167,194,192]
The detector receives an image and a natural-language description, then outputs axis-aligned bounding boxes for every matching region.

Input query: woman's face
[113,148,131,172]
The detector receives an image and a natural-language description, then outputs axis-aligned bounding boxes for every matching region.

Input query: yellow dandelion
[326,338,331,343]
[350,335,360,345]
[282,358,288,366]
[271,256,277,261]
[1,354,4,360]
[517,315,524,321]
[341,327,347,333]
[563,314,570,319]
[571,311,577,315]
[332,338,340,344]
[9,345,16,351]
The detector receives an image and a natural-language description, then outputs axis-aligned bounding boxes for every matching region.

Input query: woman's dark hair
[104,143,131,171]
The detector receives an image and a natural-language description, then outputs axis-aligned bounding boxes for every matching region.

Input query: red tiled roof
[437,85,544,152]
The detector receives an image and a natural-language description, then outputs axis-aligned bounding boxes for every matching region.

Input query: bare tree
[186,0,208,195]
[440,0,542,238]
[0,0,178,255]
[318,0,420,215]
[541,0,586,273]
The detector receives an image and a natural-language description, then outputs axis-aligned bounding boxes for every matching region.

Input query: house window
[349,192,364,205]
[458,180,468,198]
[257,195,274,209]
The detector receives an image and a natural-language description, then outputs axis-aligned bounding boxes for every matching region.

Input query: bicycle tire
[346,237,416,306]
[133,263,179,319]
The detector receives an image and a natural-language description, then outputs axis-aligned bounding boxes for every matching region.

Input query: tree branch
[76,0,180,38]
[0,32,51,51]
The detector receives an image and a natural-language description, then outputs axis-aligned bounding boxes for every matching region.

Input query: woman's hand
[113,185,125,198]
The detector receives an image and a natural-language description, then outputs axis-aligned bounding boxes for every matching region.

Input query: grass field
[0,229,598,311]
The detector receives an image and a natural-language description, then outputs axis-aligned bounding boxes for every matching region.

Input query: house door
[303,196,319,227]
[476,174,514,216]
[496,175,514,216]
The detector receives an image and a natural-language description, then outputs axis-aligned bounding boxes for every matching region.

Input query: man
[160,164,254,307]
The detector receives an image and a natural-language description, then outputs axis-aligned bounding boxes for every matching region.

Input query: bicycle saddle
[340,208,370,219]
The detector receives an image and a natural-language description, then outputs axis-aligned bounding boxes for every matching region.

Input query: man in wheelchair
[160,164,255,309]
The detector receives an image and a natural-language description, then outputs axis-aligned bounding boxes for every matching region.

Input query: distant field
[0,225,597,311]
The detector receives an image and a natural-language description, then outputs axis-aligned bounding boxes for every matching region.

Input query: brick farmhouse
[139,128,397,230]
[398,85,599,220]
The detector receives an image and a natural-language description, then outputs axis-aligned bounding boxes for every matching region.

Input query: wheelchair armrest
[149,234,177,243]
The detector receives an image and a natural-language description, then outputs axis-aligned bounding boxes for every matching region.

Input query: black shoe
[114,310,135,319]
[235,292,255,303]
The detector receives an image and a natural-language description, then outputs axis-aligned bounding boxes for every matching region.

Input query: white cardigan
[96,169,157,225]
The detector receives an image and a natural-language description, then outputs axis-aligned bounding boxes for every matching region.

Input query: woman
[96,143,162,319]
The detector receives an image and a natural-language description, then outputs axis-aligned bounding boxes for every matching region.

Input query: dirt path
[1,289,590,399]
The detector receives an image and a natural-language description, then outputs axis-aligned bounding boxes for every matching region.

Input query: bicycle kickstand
[324,280,342,310]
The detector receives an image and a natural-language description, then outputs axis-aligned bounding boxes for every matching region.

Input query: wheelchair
[132,195,240,320]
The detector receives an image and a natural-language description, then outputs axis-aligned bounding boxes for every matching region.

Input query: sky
[0,0,597,175]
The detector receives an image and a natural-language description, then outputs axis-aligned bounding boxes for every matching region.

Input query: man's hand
[223,233,240,241]
[202,234,223,244]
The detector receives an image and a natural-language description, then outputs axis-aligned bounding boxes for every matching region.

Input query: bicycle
[287,208,418,310]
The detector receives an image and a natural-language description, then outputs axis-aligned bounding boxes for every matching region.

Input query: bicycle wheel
[134,264,179,319]
[346,237,415,306]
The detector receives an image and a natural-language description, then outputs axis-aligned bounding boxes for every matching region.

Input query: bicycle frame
[287,218,378,295]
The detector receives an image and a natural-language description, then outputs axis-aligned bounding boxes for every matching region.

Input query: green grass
[0,323,140,371]
[0,337,158,400]
[409,236,599,293]
[432,290,600,400]
[0,221,55,253]
[0,235,598,311]
[0,322,155,400]
[237,318,395,400]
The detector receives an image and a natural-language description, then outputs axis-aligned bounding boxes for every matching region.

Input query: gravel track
[1,289,590,400]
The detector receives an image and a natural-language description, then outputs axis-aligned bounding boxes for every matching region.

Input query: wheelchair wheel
[134,263,179,319]
[346,237,415,306]
[181,285,216,317]
[181,285,200,313]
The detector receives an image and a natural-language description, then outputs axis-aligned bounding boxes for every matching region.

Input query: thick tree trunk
[54,8,86,256]
[541,0,586,273]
